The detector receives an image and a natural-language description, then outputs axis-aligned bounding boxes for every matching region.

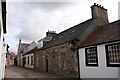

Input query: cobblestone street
[5,65,63,79]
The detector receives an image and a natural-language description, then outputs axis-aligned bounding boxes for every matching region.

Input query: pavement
[4,65,65,80]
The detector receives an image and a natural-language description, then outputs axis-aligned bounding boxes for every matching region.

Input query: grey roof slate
[23,47,38,55]
[80,20,120,47]
[42,18,93,49]
[38,37,52,43]
[43,37,52,41]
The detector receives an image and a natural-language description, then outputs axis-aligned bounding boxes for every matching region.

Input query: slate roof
[44,37,52,41]
[42,18,93,49]
[38,37,52,43]
[23,47,38,55]
[80,20,120,47]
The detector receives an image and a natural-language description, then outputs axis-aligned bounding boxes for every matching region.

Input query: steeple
[17,38,21,54]
[19,38,21,42]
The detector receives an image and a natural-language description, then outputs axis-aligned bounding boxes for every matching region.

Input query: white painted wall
[119,68,120,80]
[20,54,23,67]
[25,53,34,69]
[38,40,43,49]
[0,42,6,80]
[37,38,44,49]
[79,44,119,79]
[1,43,7,78]
[26,41,37,52]
[0,1,7,79]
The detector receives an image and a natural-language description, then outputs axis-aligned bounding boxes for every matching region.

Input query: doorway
[45,55,48,72]
[23,57,26,67]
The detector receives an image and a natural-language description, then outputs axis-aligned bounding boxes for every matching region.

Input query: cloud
[15,2,82,42]
[7,2,78,53]
[6,1,119,53]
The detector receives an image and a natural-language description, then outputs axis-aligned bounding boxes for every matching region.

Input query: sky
[5,0,120,54]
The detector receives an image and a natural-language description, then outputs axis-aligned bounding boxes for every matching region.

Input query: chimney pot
[91,3,108,22]
[94,3,96,5]
[46,30,57,37]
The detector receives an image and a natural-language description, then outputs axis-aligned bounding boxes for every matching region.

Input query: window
[31,56,34,65]
[36,56,39,67]
[105,43,120,67]
[10,55,12,59]
[60,52,67,69]
[51,50,55,59]
[24,57,26,64]
[28,56,29,65]
[85,47,98,66]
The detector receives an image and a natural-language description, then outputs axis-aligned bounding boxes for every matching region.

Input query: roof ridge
[42,18,94,49]
[98,19,120,28]
[79,19,120,48]
[56,18,93,36]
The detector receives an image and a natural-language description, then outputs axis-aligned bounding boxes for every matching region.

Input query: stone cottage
[34,31,56,71]
[23,41,37,69]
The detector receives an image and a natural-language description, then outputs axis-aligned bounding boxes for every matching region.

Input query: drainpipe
[77,48,81,80]
[74,37,81,80]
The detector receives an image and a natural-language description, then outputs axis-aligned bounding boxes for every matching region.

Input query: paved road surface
[5,65,62,79]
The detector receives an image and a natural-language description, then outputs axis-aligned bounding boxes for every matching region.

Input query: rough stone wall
[34,50,44,72]
[42,43,79,78]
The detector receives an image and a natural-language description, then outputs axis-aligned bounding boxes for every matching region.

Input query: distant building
[14,55,17,66]
[23,41,37,69]
[23,31,56,69]
[26,41,37,52]
[6,52,15,65]
[34,31,56,71]
[17,39,29,67]
[37,31,56,49]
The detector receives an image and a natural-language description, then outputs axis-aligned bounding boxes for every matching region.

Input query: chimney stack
[91,3,108,22]
[46,30,57,37]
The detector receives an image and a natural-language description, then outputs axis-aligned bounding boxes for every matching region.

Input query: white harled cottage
[78,3,120,80]
[0,0,7,79]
